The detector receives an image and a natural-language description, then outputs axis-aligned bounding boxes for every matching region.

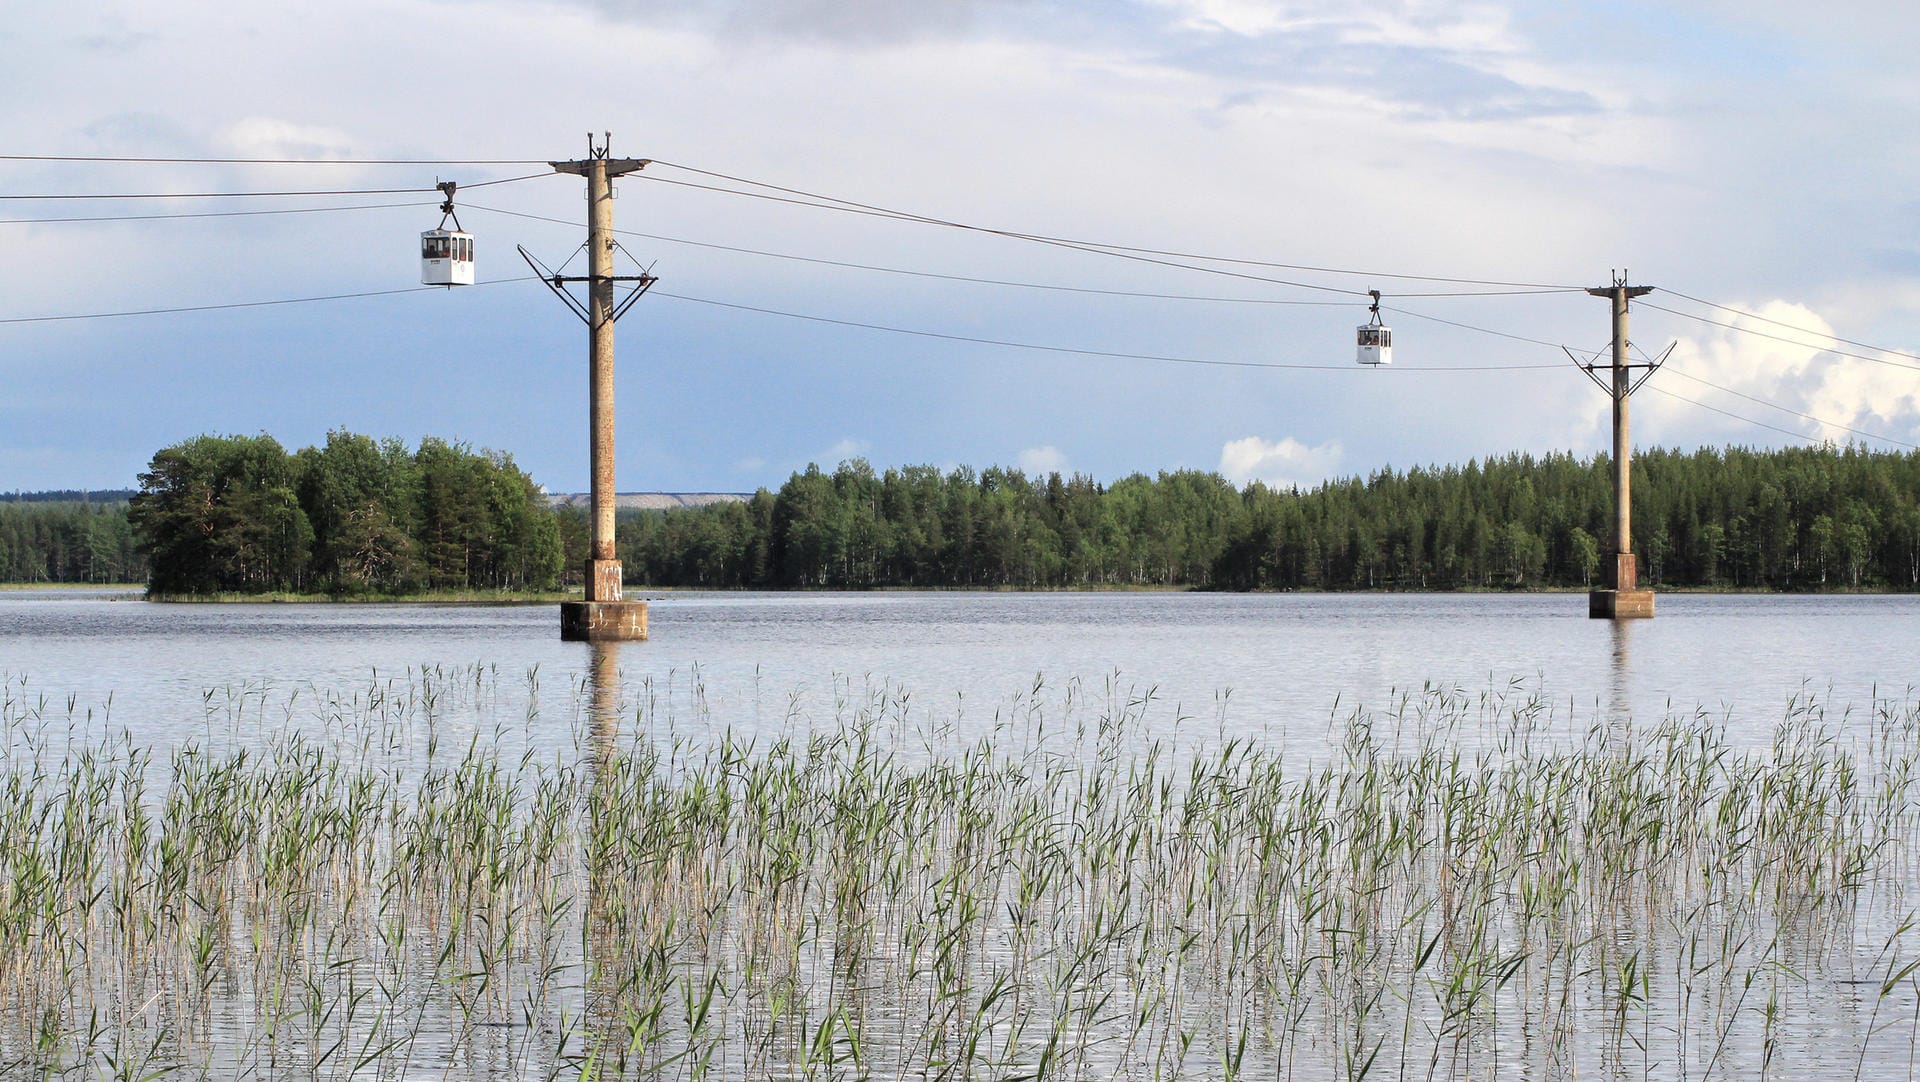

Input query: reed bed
[2,667,1919,1080]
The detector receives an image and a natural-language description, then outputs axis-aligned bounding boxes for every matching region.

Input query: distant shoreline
[141,588,577,604]
[546,492,750,511]
[83,583,1920,602]
[0,582,143,592]
[8,580,1915,601]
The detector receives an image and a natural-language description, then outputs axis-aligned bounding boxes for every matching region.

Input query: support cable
[643,160,1587,292]
[633,172,1487,298]
[1659,367,1919,449]
[0,200,437,226]
[1661,287,1920,365]
[1644,385,1835,445]
[0,171,550,202]
[1396,296,1918,448]
[465,202,1350,307]
[1639,300,1920,373]
[6,151,1585,295]
[0,154,549,165]
[653,290,1566,373]
[0,277,536,325]
[1380,304,1567,349]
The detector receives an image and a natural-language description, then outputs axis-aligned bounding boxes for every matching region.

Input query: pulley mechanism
[435,180,463,231]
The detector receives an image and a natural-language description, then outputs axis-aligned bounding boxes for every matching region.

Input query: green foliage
[617,445,1920,592]
[0,501,143,584]
[41,441,1920,594]
[128,430,562,596]
[131,433,312,594]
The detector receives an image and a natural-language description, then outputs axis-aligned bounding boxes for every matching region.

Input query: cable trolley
[1356,289,1391,366]
[421,181,475,287]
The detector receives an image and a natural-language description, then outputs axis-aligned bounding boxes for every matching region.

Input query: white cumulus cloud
[1647,299,1920,447]
[216,118,357,160]
[1219,435,1345,490]
[1017,445,1069,475]
[819,438,871,465]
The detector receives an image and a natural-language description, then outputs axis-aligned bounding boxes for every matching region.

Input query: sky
[4,0,1920,495]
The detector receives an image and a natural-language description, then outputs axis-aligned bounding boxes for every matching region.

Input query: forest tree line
[127,431,564,594]
[6,441,1919,593]
[0,501,144,584]
[616,444,1920,592]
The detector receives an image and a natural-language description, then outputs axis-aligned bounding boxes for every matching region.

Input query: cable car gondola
[1357,290,1391,365]
[421,181,475,287]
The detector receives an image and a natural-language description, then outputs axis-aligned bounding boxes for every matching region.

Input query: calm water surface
[1,589,1915,752]
[5,589,1920,1081]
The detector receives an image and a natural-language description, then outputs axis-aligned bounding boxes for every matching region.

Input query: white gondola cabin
[1357,289,1391,366]
[421,228,475,286]
[421,180,474,286]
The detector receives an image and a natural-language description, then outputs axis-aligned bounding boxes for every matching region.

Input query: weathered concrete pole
[586,155,620,599]
[555,140,650,641]
[1609,285,1633,568]
[1588,279,1656,620]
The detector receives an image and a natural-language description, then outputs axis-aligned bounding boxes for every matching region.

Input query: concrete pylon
[549,137,652,641]
[1587,278,1656,620]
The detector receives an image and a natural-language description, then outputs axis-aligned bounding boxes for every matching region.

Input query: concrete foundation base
[1588,589,1655,620]
[560,600,649,641]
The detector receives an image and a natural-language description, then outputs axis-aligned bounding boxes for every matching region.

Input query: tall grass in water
[2,667,1919,1080]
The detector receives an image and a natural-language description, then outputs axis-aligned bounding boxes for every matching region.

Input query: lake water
[2,589,1915,754]
[5,589,1920,1081]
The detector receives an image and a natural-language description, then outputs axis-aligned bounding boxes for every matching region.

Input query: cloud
[1142,0,1599,123]
[75,29,157,53]
[1017,444,1068,475]
[1151,0,1521,53]
[560,0,1001,45]
[1648,299,1920,447]
[76,113,196,154]
[1150,0,1298,37]
[216,118,357,160]
[2,0,1914,492]
[820,437,870,465]
[1219,435,1345,489]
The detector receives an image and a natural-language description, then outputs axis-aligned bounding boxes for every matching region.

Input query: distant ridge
[547,492,751,511]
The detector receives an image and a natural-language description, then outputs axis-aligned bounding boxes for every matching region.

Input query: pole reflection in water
[584,640,623,1053]
[1608,617,1632,726]
[587,640,624,767]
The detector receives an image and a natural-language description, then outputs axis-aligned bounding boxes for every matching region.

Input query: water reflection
[584,639,624,1061]
[6,592,1919,757]
[587,640,624,765]
[1608,617,1633,725]
[7,597,1920,1078]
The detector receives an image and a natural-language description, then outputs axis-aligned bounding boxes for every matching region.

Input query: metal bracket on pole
[518,243,657,326]
[1566,336,1669,397]
[608,275,657,323]
[1629,342,1676,396]
[1565,345,1613,394]
[518,244,590,323]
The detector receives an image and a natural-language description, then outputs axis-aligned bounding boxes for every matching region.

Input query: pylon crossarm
[546,275,652,283]
[1566,345,1614,394]
[518,244,590,324]
[609,275,658,324]
[1628,342,1677,396]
